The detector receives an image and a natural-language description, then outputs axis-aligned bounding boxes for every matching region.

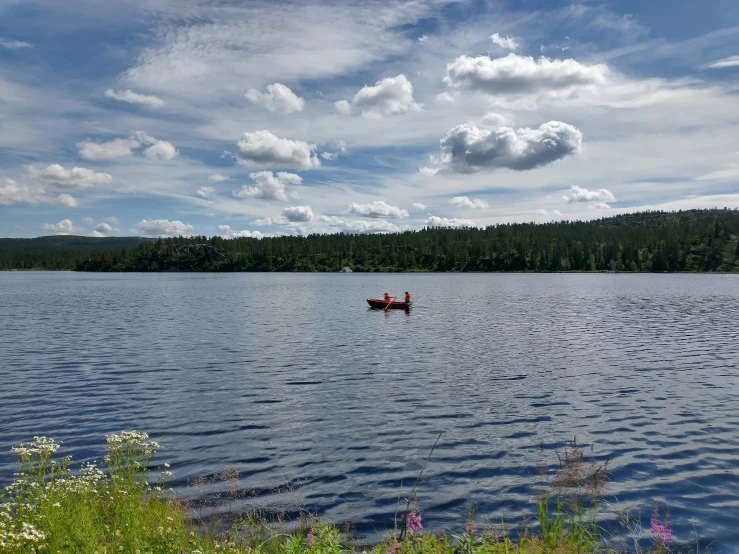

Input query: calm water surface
[2,272,739,549]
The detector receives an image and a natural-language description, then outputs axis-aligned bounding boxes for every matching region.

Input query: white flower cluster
[10,436,60,459]
[0,517,46,551]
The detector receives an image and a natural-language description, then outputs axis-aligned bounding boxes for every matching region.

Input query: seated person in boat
[384,292,393,303]
[404,292,411,303]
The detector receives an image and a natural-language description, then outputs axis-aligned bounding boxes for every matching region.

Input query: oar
[385,296,394,311]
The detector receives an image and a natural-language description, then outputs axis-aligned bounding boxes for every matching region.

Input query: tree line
[2,209,739,272]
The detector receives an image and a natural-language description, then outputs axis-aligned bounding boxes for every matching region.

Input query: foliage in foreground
[0,433,703,554]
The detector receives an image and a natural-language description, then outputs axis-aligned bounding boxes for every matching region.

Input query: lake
[1,272,739,550]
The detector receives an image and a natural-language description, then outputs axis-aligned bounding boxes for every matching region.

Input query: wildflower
[305,532,315,548]
[407,511,422,534]
[466,522,476,535]
[388,543,401,554]
[651,518,672,545]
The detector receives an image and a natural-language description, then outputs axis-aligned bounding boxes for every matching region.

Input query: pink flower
[305,532,315,548]
[407,512,423,534]
[388,542,401,554]
[466,522,476,535]
[650,519,672,545]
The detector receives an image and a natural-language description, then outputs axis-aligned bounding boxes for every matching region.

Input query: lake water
[2,272,739,550]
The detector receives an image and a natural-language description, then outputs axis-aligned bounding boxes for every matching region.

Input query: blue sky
[1,0,739,238]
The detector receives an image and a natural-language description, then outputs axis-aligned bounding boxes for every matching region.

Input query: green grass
[0,433,693,554]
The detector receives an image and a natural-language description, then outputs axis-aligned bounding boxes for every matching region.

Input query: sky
[1,0,739,238]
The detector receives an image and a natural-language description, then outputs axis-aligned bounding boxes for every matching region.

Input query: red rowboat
[367,298,411,310]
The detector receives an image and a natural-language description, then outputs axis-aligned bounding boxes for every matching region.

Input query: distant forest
[2,209,739,273]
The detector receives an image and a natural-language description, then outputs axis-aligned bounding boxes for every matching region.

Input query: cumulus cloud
[282,205,313,222]
[536,209,563,219]
[143,140,177,160]
[590,202,611,210]
[444,54,608,96]
[436,92,455,104]
[197,186,216,198]
[218,224,264,239]
[0,178,79,207]
[451,196,488,209]
[562,185,616,204]
[425,215,475,228]
[335,74,420,118]
[236,130,320,170]
[39,219,74,235]
[320,215,400,234]
[423,121,582,174]
[412,202,426,210]
[245,83,305,113]
[94,222,118,234]
[132,219,193,236]
[209,174,229,181]
[349,200,409,219]
[27,164,112,189]
[78,132,176,161]
[491,33,518,50]
[104,88,164,108]
[252,217,274,226]
[480,112,507,127]
[78,137,140,161]
[233,171,302,201]
[321,152,338,160]
[0,39,32,50]
[704,56,739,69]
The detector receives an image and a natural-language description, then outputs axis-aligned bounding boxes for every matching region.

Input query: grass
[0,433,706,554]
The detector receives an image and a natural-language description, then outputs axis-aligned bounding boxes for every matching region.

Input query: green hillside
[2,209,739,272]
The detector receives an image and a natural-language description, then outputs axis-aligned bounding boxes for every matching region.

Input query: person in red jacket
[404,292,411,303]
[384,292,393,303]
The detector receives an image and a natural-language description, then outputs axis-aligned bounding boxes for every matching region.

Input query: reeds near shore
[0,432,707,554]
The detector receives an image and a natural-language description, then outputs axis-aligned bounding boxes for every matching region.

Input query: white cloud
[334,100,352,115]
[78,137,140,161]
[562,185,616,203]
[694,164,739,181]
[480,112,507,127]
[425,215,475,228]
[27,164,112,189]
[83,217,95,225]
[143,140,178,160]
[321,152,338,160]
[94,222,118,234]
[590,202,611,210]
[703,56,739,69]
[209,174,229,181]
[132,219,193,236]
[451,196,489,209]
[39,219,74,235]
[78,132,176,161]
[336,74,420,118]
[197,186,216,198]
[282,205,313,222]
[253,217,274,226]
[245,83,305,113]
[218,224,264,239]
[0,178,79,207]
[104,88,164,108]
[444,54,609,96]
[13,224,25,231]
[236,130,320,170]
[412,202,426,210]
[320,215,400,233]
[0,39,32,50]
[349,200,409,219]
[536,209,563,219]
[491,33,518,51]
[417,35,428,44]
[423,121,582,174]
[233,171,302,201]
[436,92,455,104]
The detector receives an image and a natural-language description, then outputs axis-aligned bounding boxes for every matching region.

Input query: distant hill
[2,209,739,272]
[0,236,151,270]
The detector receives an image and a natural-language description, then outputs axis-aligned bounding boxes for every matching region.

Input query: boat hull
[367,298,411,310]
